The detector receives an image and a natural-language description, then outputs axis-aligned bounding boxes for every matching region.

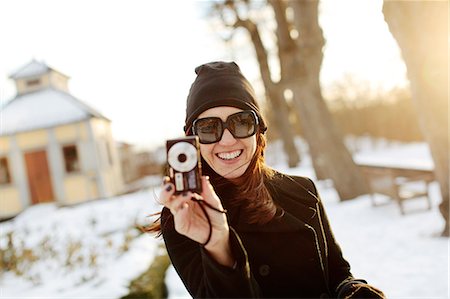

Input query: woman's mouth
[216,150,243,161]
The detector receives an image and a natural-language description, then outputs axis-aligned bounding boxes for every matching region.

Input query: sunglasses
[192,110,260,144]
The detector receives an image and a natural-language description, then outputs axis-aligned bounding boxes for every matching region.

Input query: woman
[152,61,384,298]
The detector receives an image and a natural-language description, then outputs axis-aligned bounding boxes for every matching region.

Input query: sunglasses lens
[194,118,222,143]
[229,111,256,138]
[193,111,258,144]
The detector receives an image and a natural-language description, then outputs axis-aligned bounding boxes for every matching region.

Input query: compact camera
[166,136,203,194]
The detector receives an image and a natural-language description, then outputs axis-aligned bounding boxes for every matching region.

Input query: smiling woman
[195,107,258,179]
[147,61,385,298]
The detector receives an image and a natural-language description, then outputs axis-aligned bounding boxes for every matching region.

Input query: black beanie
[184,61,266,134]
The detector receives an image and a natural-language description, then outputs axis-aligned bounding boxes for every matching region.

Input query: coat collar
[266,172,319,220]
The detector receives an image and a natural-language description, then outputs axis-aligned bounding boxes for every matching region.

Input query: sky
[0,0,407,150]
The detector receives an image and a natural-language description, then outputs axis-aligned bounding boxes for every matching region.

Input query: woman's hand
[159,176,234,267]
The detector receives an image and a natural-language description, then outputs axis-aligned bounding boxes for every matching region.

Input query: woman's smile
[216,149,243,161]
[198,106,257,179]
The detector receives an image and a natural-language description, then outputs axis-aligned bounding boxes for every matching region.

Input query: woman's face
[197,106,257,179]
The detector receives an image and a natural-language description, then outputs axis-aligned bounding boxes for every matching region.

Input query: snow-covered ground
[1,140,448,298]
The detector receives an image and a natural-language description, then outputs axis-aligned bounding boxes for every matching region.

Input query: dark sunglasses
[192,110,260,144]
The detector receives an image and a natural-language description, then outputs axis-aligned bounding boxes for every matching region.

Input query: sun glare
[320,0,408,91]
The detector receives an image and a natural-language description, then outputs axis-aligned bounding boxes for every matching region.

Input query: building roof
[0,88,109,136]
[9,59,68,80]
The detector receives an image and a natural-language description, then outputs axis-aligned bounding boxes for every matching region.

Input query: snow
[353,141,434,171]
[0,140,448,298]
[0,191,163,298]
[8,60,50,80]
[1,88,104,135]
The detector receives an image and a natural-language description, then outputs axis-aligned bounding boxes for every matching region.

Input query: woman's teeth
[217,150,242,160]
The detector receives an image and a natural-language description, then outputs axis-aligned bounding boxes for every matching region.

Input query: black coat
[161,172,380,298]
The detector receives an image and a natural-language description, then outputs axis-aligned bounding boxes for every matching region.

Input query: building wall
[53,121,100,205]
[16,73,50,95]
[15,70,69,95]
[48,71,69,92]
[16,129,48,149]
[117,143,140,184]
[0,118,124,218]
[89,118,124,198]
[0,187,22,217]
[0,137,23,217]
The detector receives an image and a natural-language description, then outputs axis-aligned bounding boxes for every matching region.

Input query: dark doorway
[24,150,54,204]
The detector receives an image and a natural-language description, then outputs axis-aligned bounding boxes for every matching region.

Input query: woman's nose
[219,128,236,145]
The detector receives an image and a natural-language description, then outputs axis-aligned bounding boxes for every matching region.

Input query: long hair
[144,130,277,235]
[211,131,277,225]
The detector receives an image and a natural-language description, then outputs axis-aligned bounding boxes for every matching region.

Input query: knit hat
[184,61,266,134]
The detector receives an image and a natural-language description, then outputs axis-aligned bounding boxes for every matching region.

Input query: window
[63,145,80,173]
[26,79,41,87]
[0,157,11,184]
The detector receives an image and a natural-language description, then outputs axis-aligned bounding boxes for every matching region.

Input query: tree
[213,1,301,168]
[213,0,370,200]
[383,1,449,236]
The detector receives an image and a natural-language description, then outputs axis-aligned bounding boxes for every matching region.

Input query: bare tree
[212,0,370,200]
[213,1,301,168]
[286,0,370,199]
[383,1,449,236]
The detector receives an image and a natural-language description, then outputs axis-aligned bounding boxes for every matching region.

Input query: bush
[121,244,171,299]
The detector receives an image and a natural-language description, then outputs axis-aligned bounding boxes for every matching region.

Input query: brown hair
[225,132,277,225]
[144,130,277,235]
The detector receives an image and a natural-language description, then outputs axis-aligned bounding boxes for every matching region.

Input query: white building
[0,60,124,218]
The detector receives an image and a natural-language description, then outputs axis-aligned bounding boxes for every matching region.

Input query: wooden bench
[358,164,435,215]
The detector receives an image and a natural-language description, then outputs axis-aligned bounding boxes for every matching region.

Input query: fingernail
[165,185,172,192]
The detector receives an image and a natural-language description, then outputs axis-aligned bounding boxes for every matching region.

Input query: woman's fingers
[160,176,223,213]
[200,176,223,207]
[170,192,193,215]
[200,176,213,197]
[163,176,171,185]
[160,183,193,216]
[173,202,191,231]
[159,176,229,245]
[158,181,175,205]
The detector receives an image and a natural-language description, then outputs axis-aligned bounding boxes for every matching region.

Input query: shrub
[121,244,171,299]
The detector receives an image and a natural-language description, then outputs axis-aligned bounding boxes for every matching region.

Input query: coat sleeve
[161,207,261,298]
[307,179,385,298]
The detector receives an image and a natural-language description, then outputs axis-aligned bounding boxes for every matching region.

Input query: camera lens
[178,153,187,163]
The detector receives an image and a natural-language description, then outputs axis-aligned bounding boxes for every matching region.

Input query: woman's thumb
[201,176,212,193]
[200,176,219,200]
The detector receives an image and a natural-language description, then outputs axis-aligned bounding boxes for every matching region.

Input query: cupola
[9,59,70,95]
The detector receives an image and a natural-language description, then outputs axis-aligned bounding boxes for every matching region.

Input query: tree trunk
[216,0,370,199]
[270,87,301,168]
[383,1,449,236]
[235,17,301,168]
[284,0,369,199]
[270,0,328,180]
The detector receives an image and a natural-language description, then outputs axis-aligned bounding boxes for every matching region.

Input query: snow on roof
[9,59,66,80]
[0,88,108,135]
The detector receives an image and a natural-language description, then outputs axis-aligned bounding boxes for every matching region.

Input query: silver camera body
[166,136,202,194]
